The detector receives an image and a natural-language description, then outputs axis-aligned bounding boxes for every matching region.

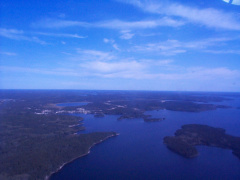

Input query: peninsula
[164,124,240,159]
[0,91,118,180]
[1,132,117,180]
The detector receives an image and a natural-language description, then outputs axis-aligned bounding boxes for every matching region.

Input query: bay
[51,95,240,180]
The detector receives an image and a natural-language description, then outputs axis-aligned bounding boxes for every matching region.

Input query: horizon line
[0,89,239,93]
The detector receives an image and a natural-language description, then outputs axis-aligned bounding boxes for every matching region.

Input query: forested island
[0,90,234,179]
[164,124,240,159]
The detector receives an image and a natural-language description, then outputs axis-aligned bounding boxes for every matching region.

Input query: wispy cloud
[35,32,87,38]
[134,39,186,55]
[0,28,47,44]
[0,28,25,39]
[75,49,115,61]
[120,30,135,39]
[0,66,79,76]
[232,0,240,5]
[80,60,144,74]
[1,62,239,82]
[32,19,90,28]
[223,0,240,6]
[183,67,240,80]
[133,37,238,55]
[103,38,120,51]
[103,38,115,44]
[0,51,17,56]
[204,49,240,54]
[112,44,120,51]
[96,18,184,29]
[121,0,240,30]
[33,17,184,29]
[76,56,239,80]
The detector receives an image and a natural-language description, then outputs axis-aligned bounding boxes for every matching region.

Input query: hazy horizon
[1,89,240,93]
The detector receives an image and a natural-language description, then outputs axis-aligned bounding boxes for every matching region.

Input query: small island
[164,124,240,159]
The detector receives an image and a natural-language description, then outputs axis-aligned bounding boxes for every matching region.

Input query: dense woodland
[164,124,240,159]
[0,91,118,180]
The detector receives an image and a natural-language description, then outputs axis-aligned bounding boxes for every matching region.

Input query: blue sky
[0,0,240,91]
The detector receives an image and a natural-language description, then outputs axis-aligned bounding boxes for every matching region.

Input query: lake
[51,96,240,180]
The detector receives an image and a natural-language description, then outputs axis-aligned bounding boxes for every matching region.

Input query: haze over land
[0,0,240,91]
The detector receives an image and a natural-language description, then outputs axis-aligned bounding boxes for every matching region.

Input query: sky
[0,0,240,91]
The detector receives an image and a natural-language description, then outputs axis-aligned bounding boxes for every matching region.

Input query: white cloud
[0,51,17,56]
[184,67,240,80]
[75,56,240,80]
[121,0,240,30]
[103,38,120,51]
[133,39,186,55]
[0,28,24,39]
[80,60,144,73]
[103,38,115,43]
[33,17,184,29]
[120,30,135,39]
[0,66,79,76]
[232,0,240,5]
[0,28,47,44]
[61,51,72,55]
[96,18,184,29]
[152,59,174,66]
[133,37,238,55]
[76,49,115,61]
[204,49,240,54]
[223,0,240,5]
[222,0,230,3]
[112,44,121,51]
[35,32,87,38]
[1,62,239,83]
[32,19,90,28]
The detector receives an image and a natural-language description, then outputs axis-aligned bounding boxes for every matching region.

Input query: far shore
[55,102,90,106]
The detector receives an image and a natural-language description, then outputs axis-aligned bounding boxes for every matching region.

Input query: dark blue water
[51,96,240,180]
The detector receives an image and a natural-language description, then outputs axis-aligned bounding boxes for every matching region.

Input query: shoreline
[45,133,119,180]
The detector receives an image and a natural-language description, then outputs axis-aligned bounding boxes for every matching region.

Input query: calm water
[51,96,240,180]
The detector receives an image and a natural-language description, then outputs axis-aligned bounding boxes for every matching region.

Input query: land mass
[0,91,118,180]
[0,131,117,180]
[164,124,240,159]
[0,90,236,179]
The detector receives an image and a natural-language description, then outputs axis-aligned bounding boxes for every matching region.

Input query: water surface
[51,95,240,180]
